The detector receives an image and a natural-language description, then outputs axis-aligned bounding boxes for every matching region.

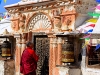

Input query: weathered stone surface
[0,60,4,75]
[4,60,15,75]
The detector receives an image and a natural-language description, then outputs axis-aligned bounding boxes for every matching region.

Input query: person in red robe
[20,41,39,75]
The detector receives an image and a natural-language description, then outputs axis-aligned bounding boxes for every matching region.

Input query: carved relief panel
[61,6,76,31]
[61,15,75,31]
[28,12,52,32]
[10,13,26,33]
[11,19,19,31]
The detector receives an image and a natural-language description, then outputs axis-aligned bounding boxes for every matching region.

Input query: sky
[0,0,20,13]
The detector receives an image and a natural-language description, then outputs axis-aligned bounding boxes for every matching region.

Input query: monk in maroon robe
[20,41,39,75]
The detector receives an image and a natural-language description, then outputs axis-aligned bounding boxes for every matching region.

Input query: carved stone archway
[26,12,53,32]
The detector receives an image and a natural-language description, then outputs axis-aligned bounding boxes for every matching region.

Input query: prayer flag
[86,18,98,23]
[83,34,91,38]
[4,0,6,3]
[85,38,90,40]
[84,29,93,34]
[88,12,100,17]
[95,5,100,10]
[82,41,89,48]
[85,24,95,28]
[95,44,100,51]
[80,34,91,39]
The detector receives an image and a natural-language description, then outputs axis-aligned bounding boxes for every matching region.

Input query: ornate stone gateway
[33,35,49,75]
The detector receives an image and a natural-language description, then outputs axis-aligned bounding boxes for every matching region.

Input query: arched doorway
[27,12,52,75]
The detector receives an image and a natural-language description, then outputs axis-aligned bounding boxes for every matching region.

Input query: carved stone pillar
[56,37,62,65]
[49,38,53,75]
[27,32,32,42]
[52,38,57,67]
[52,38,58,75]
[21,33,28,55]
[14,34,21,75]
[49,37,58,75]
[49,36,60,75]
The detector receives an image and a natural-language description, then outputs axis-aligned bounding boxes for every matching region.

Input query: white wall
[0,61,4,75]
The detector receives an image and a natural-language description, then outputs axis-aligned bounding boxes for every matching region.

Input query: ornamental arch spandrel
[25,11,53,32]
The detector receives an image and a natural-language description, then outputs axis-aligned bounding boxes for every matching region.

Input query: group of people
[20,41,39,75]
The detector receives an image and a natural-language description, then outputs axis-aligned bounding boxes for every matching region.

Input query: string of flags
[0,12,10,20]
[80,0,100,50]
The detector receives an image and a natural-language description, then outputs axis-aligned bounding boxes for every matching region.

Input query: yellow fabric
[82,41,89,48]
[86,18,98,23]
[4,0,6,3]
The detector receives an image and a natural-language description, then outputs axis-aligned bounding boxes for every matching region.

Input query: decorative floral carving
[53,16,62,32]
[18,13,26,32]
[61,16,72,31]
[11,18,19,32]
[26,13,30,22]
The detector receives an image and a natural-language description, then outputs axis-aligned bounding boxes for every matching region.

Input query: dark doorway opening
[33,35,49,75]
